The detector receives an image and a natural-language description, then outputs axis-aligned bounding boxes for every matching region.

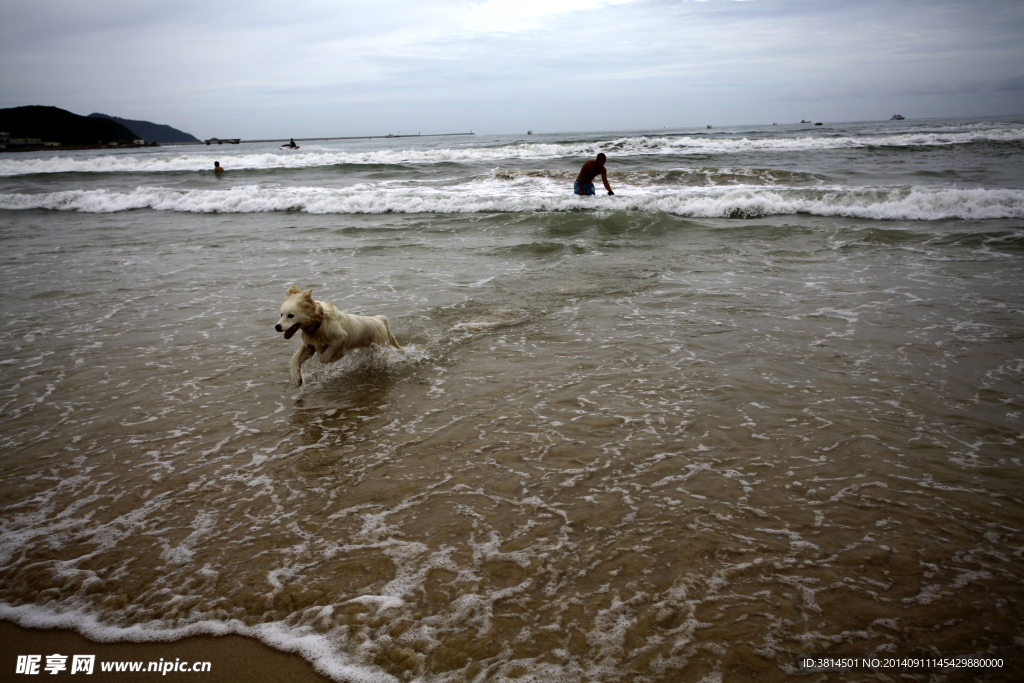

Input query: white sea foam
[2,184,1022,220]
[1,127,1022,176]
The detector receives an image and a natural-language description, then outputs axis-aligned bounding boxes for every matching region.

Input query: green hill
[88,113,198,143]
[0,105,138,145]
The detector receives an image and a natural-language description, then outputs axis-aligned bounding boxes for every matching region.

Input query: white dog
[275,286,403,387]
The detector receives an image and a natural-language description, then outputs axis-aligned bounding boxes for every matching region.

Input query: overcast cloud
[2,0,1022,138]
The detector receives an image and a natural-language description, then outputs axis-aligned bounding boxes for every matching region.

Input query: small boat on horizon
[890,114,905,120]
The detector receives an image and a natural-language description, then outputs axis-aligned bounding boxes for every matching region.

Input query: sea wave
[489,166,826,187]
[3,184,1022,220]
[1,128,1021,176]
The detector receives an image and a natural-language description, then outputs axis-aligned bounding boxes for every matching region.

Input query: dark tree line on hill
[0,105,197,145]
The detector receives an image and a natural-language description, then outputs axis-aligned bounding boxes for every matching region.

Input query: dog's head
[275,286,321,339]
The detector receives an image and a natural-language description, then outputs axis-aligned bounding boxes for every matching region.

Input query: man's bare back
[575,153,613,195]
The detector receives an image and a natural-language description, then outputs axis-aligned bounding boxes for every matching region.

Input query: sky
[2,0,1022,138]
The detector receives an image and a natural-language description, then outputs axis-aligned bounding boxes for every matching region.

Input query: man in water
[213,161,224,175]
[574,153,614,196]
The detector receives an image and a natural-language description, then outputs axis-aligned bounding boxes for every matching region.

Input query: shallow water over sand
[1,119,1023,681]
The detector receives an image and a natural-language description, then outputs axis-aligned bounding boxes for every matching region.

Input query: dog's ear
[301,289,314,301]
[286,285,301,296]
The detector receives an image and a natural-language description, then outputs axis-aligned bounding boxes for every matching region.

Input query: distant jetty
[170,132,475,147]
[0,105,476,153]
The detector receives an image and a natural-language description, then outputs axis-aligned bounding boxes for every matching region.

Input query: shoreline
[0,132,474,153]
[0,621,333,682]
[0,143,163,154]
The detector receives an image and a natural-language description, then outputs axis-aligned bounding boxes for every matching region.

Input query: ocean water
[1,117,1023,681]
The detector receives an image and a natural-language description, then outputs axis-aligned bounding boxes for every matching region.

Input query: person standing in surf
[574,153,614,196]
[213,161,224,175]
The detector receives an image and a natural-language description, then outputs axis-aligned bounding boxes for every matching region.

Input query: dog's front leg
[318,330,349,364]
[318,340,347,365]
[291,344,315,386]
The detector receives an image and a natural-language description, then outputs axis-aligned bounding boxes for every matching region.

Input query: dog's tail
[380,316,403,350]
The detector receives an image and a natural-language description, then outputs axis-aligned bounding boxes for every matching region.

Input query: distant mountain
[0,105,137,145]
[89,112,199,143]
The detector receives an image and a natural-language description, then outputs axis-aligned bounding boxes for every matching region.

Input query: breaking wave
[1,127,1021,176]
[2,184,1022,221]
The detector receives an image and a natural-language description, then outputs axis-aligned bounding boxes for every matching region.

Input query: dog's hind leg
[291,344,315,387]
[382,317,403,350]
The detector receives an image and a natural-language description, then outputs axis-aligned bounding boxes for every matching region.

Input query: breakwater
[168,131,475,146]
